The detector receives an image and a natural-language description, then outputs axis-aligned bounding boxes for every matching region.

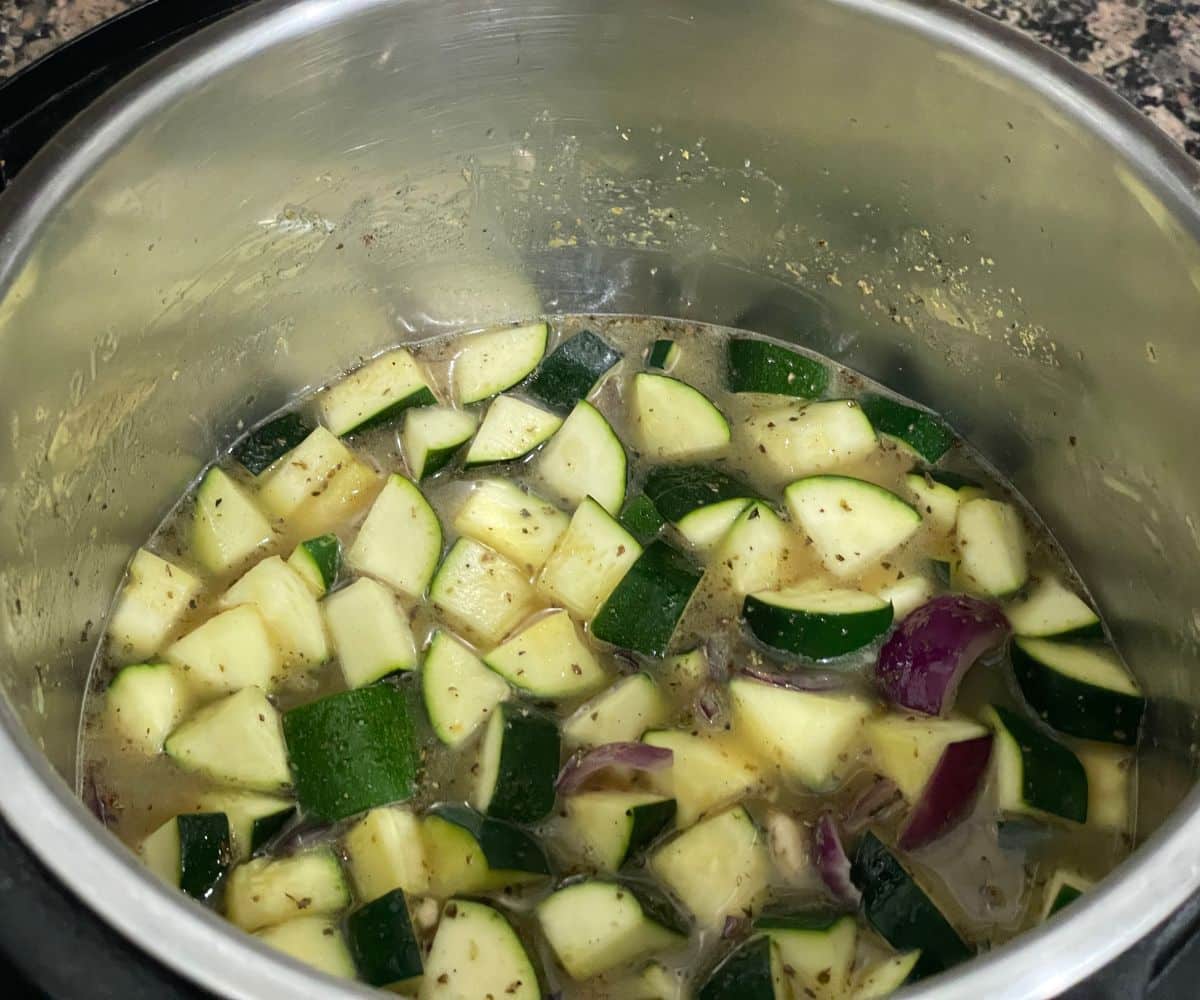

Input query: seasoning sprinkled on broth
[82,315,1139,997]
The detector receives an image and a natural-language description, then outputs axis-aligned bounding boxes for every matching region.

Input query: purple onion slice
[875,594,1010,716]
[814,812,861,907]
[555,742,673,795]
[898,734,993,850]
[739,664,848,693]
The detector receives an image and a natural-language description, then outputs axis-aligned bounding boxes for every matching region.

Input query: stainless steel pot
[1,0,1199,996]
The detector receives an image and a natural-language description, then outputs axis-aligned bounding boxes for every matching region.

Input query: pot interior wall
[1,0,1199,847]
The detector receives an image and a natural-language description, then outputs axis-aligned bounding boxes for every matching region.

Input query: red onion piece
[740,664,848,693]
[875,594,1010,716]
[555,742,673,794]
[814,813,861,907]
[843,778,904,835]
[898,734,993,850]
[694,681,729,726]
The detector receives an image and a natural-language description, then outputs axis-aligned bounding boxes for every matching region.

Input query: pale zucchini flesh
[322,577,417,687]
[535,400,627,514]
[452,322,549,404]
[108,549,202,661]
[345,474,443,600]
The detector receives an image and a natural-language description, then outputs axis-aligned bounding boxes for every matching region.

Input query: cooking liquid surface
[79,315,1135,996]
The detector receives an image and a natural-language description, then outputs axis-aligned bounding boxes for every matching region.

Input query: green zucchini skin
[727,338,829,399]
[429,804,552,875]
[1011,643,1144,746]
[860,395,954,463]
[851,832,971,981]
[647,339,679,370]
[698,935,777,1000]
[178,812,232,900]
[618,493,666,543]
[232,413,314,475]
[283,684,418,822]
[989,704,1088,823]
[742,592,893,660]
[525,330,622,413]
[483,706,561,824]
[347,888,424,987]
[299,534,341,590]
[1049,883,1083,916]
[642,465,756,523]
[592,541,701,657]
[249,807,296,853]
[624,800,678,864]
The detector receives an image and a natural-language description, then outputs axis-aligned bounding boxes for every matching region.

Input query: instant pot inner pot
[1,0,1199,994]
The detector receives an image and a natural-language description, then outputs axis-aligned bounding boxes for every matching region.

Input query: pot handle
[0,0,251,191]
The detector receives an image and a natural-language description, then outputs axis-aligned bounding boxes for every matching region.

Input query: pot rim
[1,1,1198,997]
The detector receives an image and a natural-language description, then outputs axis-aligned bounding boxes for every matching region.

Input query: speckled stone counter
[2,0,1199,159]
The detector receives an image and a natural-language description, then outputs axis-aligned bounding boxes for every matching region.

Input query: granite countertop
[0,0,1198,160]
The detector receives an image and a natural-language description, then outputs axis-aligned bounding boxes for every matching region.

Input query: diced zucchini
[643,465,756,524]
[347,888,424,989]
[419,899,539,1000]
[619,493,666,544]
[195,790,295,860]
[564,792,677,872]
[165,686,291,791]
[484,611,607,699]
[344,806,430,902]
[535,400,627,514]
[954,498,1027,596]
[698,935,787,1000]
[650,806,771,927]
[422,804,551,896]
[741,400,877,485]
[1040,869,1092,920]
[453,479,568,574]
[346,474,442,600]
[226,848,350,931]
[1005,576,1101,639]
[139,812,230,901]
[319,349,436,436]
[785,475,921,579]
[232,412,314,476]
[402,405,478,479]
[592,542,701,657]
[429,538,539,646]
[463,395,562,466]
[851,832,970,980]
[676,498,754,553]
[525,329,622,414]
[256,426,381,536]
[322,577,417,687]
[1011,637,1143,745]
[852,951,922,999]
[743,586,893,660]
[191,468,272,574]
[875,574,935,620]
[537,497,642,619]
[563,673,669,747]
[421,629,510,747]
[1078,744,1132,831]
[711,502,798,597]
[864,715,991,801]
[727,338,829,399]
[452,321,549,404]
[756,912,857,999]
[220,555,328,668]
[108,549,202,660]
[661,648,709,698]
[632,373,731,463]
[283,684,418,822]
[537,880,686,980]
[983,704,1087,823]
[473,704,560,823]
[647,338,681,372]
[902,470,984,534]
[630,960,686,1000]
[860,395,954,463]
[255,917,356,979]
[105,662,191,755]
[731,678,874,789]
[166,604,281,696]
[286,534,340,596]
[642,730,763,829]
